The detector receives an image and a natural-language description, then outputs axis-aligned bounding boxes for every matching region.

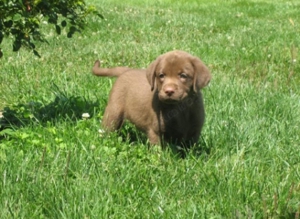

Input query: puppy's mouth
[158,89,188,104]
[161,98,180,104]
[159,95,184,104]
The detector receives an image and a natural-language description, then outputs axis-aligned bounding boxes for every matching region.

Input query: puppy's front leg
[147,129,160,145]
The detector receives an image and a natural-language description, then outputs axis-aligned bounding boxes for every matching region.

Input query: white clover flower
[98,129,105,134]
[82,113,90,120]
[98,129,105,137]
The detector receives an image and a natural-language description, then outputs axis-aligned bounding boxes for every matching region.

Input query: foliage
[0,0,103,58]
[1,0,300,218]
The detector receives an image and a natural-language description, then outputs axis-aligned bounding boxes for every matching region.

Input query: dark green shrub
[0,0,102,58]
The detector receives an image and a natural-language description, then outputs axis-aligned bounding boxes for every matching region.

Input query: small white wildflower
[0,111,3,119]
[293,59,297,63]
[268,54,271,58]
[90,145,96,150]
[98,129,105,133]
[98,129,105,137]
[82,113,90,120]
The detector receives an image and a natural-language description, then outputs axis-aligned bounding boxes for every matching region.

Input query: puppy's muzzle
[159,84,183,103]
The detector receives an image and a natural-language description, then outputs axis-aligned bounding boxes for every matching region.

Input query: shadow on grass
[119,123,211,158]
[0,85,211,158]
[0,87,100,135]
[170,136,212,159]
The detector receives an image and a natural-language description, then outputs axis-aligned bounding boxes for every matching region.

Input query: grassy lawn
[1,0,300,218]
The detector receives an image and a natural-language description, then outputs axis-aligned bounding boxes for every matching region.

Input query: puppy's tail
[92,60,131,77]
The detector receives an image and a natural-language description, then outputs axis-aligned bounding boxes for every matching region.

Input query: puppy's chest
[160,108,192,134]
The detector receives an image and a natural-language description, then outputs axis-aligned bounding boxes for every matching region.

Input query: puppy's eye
[158,73,165,79]
[179,73,188,79]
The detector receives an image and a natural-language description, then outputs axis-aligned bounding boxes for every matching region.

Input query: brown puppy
[92,50,211,148]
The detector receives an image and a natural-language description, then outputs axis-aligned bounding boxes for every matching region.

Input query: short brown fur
[92,50,211,148]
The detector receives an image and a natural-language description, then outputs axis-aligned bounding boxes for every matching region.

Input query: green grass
[1,0,300,218]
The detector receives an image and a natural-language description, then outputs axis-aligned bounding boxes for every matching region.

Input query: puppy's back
[111,70,157,131]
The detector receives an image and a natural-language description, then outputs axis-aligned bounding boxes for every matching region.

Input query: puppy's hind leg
[102,104,124,132]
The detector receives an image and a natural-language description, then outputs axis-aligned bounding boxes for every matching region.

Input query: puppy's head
[146,50,211,104]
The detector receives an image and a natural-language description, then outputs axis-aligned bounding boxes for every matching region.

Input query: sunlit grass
[0,0,300,218]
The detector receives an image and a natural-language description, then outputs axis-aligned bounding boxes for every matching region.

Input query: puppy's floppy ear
[146,56,161,91]
[191,57,211,92]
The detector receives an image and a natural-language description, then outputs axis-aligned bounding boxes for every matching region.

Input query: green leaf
[4,20,13,28]
[33,49,41,58]
[20,132,30,140]
[0,128,15,137]
[97,13,104,19]
[48,14,58,24]
[13,14,22,22]
[13,40,21,52]
[61,20,67,27]
[0,31,3,44]
[69,26,77,33]
[29,42,35,49]
[11,28,19,35]
[55,25,61,35]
